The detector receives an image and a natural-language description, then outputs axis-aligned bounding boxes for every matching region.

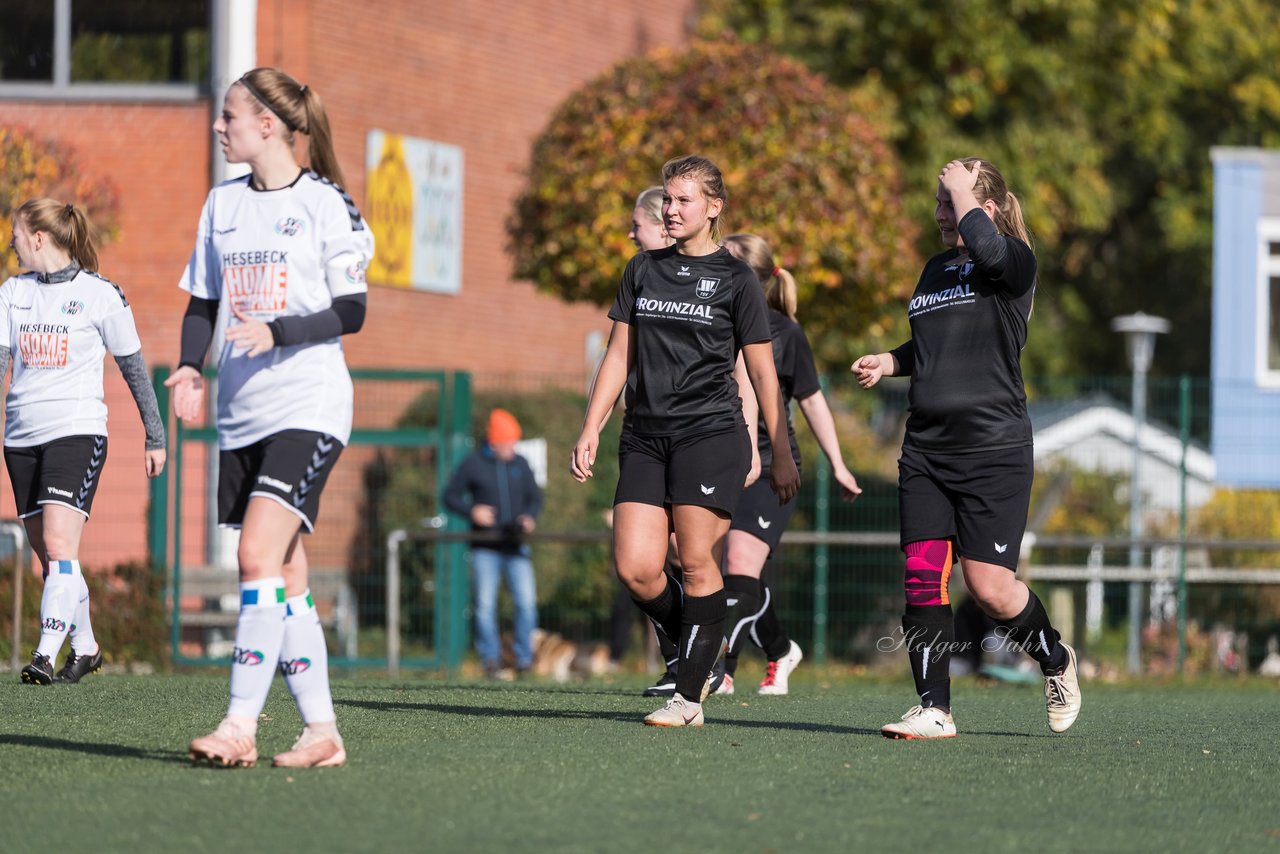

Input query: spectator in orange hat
[444,408,543,677]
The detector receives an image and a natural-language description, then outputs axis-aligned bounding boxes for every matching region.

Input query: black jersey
[889,209,1036,452]
[608,245,770,436]
[756,310,821,472]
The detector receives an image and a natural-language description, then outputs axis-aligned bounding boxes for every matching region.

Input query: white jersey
[178,171,374,450]
[0,268,143,447]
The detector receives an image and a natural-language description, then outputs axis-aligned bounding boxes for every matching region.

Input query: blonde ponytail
[724,232,797,319]
[16,198,99,272]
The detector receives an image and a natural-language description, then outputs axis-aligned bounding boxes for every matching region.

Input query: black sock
[723,575,762,678]
[609,582,636,663]
[1001,591,1068,674]
[631,573,682,644]
[903,604,953,711]
[657,628,678,674]
[755,583,792,661]
[673,590,726,701]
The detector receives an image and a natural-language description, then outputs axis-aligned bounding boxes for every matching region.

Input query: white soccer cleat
[189,718,258,768]
[272,724,347,768]
[881,705,957,739]
[644,693,705,727]
[715,673,735,695]
[1045,642,1082,733]
[758,640,803,695]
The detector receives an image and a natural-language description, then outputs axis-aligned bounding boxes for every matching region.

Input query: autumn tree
[0,126,119,279]
[507,41,922,369]
[699,0,1280,378]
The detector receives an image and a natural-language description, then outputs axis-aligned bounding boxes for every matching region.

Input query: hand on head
[939,159,979,196]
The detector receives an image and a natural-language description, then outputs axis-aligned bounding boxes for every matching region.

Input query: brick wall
[0,0,695,567]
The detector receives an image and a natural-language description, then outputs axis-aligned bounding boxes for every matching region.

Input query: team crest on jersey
[345,260,368,285]
[695,277,720,299]
[275,217,306,237]
[60,300,83,315]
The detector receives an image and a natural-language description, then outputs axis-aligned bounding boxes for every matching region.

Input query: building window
[0,0,209,99]
[1259,219,1280,386]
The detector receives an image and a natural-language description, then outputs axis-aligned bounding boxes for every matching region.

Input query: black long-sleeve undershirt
[177,293,367,371]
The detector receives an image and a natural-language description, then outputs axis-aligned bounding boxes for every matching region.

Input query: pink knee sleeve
[904,539,954,607]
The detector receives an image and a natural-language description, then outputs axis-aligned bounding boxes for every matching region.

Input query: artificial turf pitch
[0,671,1275,852]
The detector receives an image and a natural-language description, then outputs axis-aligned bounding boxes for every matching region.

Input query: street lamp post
[1111,312,1170,676]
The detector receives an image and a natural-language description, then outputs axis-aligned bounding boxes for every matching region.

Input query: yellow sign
[364,130,464,293]
[365,133,413,288]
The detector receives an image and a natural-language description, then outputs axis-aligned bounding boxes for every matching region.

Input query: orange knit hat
[487,408,522,444]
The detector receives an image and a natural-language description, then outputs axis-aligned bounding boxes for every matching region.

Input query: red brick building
[0,0,695,569]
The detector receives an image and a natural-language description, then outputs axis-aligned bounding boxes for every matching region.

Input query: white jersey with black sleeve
[0,267,143,447]
[178,171,374,450]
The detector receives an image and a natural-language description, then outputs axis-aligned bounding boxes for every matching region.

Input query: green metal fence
[146,369,1280,677]
[159,367,472,669]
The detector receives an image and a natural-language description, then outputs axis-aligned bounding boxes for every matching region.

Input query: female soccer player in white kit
[3,198,167,686]
[169,67,373,768]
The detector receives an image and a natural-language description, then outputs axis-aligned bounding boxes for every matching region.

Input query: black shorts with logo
[898,444,1033,571]
[614,423,752,516]
[219,430,344,533]
[729,472,799,554]
[4,435,108,519]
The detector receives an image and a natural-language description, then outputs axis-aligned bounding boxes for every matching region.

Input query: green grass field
[1,669,1276,853]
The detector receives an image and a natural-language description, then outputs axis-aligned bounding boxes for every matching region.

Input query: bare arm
[797,391,861,501]
[571,321,631,482]
[742,341,799,503]
[852,350,903,389]
[734,353,761,487]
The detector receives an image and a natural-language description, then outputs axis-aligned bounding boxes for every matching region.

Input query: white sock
[69,573,98,656]
[36,560,80,660]
[227,577,287,725]
[280,589,336,725]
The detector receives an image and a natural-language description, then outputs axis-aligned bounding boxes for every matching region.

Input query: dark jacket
[443,444,543,553]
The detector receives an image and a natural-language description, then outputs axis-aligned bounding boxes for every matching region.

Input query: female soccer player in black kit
[719,233,861,696]
[572,156,800,726]
[854,158,1080,738]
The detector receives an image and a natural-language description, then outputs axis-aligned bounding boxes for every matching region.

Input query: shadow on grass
[0,733,186,764]
[357,682,649,698]
[336,697,885,736]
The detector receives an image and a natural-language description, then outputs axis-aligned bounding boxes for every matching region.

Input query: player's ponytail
[299,85,345,188]
[16,198,100,272]
[239,67,347,189]
[724,233,797,320]
[961,156,1033,251]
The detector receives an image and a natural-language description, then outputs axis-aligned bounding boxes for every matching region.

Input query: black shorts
[729,473,798,554]
[898,444,1033,570]
[614,424,751,516]
[4,435,108,519]
[219,430,343,533]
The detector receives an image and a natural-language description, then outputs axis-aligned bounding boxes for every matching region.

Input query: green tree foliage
[0,125,120,279]
[507,41,923,368]
[698,0,1280,378]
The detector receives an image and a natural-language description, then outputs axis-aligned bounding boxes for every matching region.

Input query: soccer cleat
[20,652,54,685]
[1045,642,1082,733]
[701,637,729,702]
[881,705,957,739]
[189,718,258,768]
[272,725,346,768]
[642,670,678,697]
[643,692,705,727]
[53,647,104,684]
[758,640,804,696]
[715,673,735,695]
